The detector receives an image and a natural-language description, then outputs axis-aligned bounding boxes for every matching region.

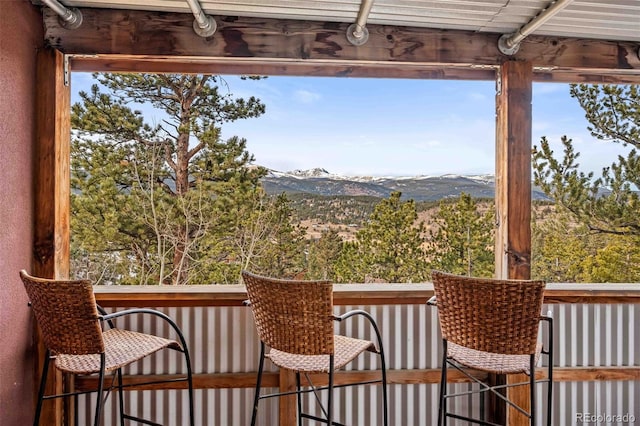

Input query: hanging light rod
[347,0,375,46]
[499,0,574,55]
[41,0,82,29]
[186,0,217,37]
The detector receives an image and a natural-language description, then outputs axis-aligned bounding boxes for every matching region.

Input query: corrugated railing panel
[79,300,639,425]
[545,303,639,425]
[550,381,640,425]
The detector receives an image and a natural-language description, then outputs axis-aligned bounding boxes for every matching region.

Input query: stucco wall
[0,1,43,424]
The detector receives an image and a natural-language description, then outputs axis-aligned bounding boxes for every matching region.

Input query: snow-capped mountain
[260,168,545,201]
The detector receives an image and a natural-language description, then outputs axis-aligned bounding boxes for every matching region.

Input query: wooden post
[278,369,297,425]
[495,59,533,281]
[495,60,533,425]
[34,47,71,426]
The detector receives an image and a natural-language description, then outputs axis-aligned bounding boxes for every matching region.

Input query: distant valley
[260,167,550,201]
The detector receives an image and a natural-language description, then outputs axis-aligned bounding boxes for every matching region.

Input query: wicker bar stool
[241,270,388,426]
[429,270,553,426]
[19,270,194,426]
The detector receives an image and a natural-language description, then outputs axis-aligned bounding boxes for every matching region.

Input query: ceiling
[38,0,640,43]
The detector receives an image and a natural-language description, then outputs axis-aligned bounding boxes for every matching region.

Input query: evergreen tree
[531,209,589,282]
[336,192,427,283]
[306,229,344,280]
[580,235,640,282]
[250,193,307,278]
[427,193,494,277]
[532,84,640,283]
[71,73,266,284]
[532,84,640,236]
[333,241,362,283]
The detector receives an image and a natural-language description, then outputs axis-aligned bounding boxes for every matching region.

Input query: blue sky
[71,73,628,177]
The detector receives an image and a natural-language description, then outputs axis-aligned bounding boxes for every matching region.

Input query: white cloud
[533,83,568,96]
[533,121,553,132]
[468,92,488,102]
[412,140,442,149]
[293,89,321,104]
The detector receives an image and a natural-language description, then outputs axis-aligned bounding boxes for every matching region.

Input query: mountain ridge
[261,167,549,201]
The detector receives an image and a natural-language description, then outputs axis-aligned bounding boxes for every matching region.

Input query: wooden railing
[75,283,640,425]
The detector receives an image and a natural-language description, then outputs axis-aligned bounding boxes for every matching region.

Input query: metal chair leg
[183,345,195,426]
[547,373,553,426]
[379,348,389,426]
[93,353,106,426]
[530,355,536,425]
[251,342,266,426]
[116,368,125,426]
[547,367,553,425]
[327,355,334,426]
[74,389,79,426]
[438,340,448,426]
[33,351,51,426]
[480,386,485,421]
[547,329,554,426]
[296,372,303,426]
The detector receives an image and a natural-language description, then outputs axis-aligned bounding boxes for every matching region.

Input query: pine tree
[532,84,640,283]
[250,193,307,278]
[427,193,494,277]
[532,84,640,236]
[306,229,344,280]
[580,235,640,282]
[531,208,589,282]
[336,192,427,283]
[333,241,362,283]
[71,73,266,284]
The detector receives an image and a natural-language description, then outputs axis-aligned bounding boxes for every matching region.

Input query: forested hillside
[289,193,457,240]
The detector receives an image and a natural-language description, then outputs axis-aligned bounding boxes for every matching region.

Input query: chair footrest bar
[301,413,346,426]
[122,413,162,425]
[257,379,383,399]
[443,379,540,398]
[446,412,503,426]
[116,377,190,391]
[42,389,98,399]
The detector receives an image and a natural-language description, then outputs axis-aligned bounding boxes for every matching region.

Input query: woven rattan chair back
[431,270,545,355]
[242,271,334,356]
[20,270,104,356]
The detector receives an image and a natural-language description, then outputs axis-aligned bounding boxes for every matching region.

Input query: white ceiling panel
[34,0,640,42]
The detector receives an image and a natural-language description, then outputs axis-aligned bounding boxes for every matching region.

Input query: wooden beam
[542,287,640,304]
[69,55,640,84]
[44,9,640,83]
[34,47,71,426]
[69,55,499,80]
[535,68,640,85]
[91,284,640,307]
[73,366,640,391]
